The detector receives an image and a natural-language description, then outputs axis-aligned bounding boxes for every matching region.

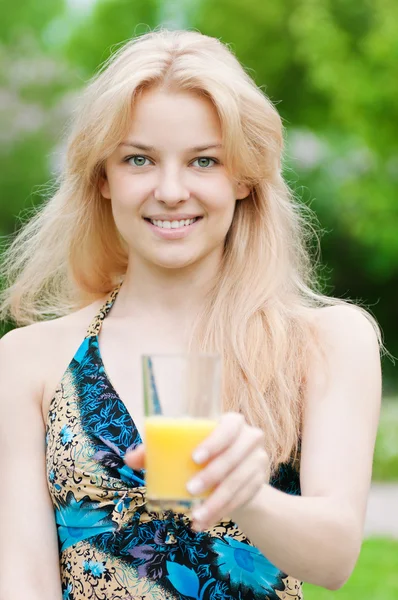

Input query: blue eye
[192,157,218,168]
[126,155,151,167]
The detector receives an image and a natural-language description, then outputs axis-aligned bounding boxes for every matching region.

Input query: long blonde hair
[0,29,381,473]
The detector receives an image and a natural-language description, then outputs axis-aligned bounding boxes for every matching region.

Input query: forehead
[126,88,222,149]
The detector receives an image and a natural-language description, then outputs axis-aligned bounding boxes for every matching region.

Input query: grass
[372,399,398,481]
[304,538,398,599]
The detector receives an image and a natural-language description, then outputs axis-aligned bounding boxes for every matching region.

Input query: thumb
[124,444,146,469]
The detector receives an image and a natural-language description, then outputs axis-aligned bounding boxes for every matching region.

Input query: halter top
[45,285,303,600]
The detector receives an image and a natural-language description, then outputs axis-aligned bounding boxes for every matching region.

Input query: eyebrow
[119,141,223,152]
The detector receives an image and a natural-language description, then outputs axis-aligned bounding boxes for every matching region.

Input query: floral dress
[46,286,303,600]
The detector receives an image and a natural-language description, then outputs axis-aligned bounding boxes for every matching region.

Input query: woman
[0,29,381,600]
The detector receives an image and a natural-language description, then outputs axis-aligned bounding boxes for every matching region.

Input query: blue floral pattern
[45,285,303,600]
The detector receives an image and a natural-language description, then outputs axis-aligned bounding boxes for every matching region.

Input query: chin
[150,252,200,270]
[155,259,196,270]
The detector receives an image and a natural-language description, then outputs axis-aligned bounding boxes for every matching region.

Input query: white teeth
[149,218,198,228]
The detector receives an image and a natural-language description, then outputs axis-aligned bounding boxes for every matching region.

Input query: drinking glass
[142,353,222,513]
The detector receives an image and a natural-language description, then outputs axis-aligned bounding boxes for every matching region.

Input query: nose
[153,168,190,205]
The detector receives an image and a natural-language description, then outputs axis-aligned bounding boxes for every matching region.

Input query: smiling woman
[0,28,382,600]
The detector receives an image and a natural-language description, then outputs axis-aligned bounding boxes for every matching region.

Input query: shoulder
[0,297,104,355]
[310,304,381,356]
[0,326,46,422]
[0,297,106,415]
[0,323,47,375]
[304,303,382,393]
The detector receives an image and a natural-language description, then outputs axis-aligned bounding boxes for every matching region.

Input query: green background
[1,2,397,595]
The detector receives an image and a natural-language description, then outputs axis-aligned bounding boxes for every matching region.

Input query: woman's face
[101,88,249,271]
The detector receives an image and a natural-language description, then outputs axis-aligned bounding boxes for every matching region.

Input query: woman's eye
[126,155,151,167]
[192,157,218,168]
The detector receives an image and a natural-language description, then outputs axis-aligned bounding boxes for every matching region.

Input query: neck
[112,251,221,323]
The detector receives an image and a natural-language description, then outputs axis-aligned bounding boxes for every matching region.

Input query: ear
[100,175,111,200]
[236,182,251,200]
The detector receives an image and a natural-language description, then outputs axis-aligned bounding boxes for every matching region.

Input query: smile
[146,217,200,229]
[143,216,203,239]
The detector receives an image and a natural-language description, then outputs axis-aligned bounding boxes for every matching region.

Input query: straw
[143,356,162,416]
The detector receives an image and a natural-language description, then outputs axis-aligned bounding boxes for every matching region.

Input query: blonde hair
[0,29,381,473]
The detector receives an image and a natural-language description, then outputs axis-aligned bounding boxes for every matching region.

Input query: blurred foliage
[0,0,397,384]
[373,400,398,481]
[0,0,73,237]
[65,0,160,75]
[0,0,65,46]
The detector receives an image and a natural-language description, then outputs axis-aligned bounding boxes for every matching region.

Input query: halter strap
[85,283,122,339]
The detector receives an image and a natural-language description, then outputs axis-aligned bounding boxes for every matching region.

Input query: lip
[144,214,202,220]
[145,217,203,240]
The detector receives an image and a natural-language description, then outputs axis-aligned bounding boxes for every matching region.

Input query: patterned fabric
[45,286,303,600]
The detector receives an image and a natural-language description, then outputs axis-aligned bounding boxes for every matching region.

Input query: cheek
[109,174,151,212]
[207,186,237,224]
[198,173,234,204]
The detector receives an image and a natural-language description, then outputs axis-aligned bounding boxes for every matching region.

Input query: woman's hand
[124,412,269,531]
[186,412,269,530]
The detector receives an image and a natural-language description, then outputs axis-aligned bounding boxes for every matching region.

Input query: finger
[204,448,267,517]
[192,412,246,464]
[187,426,265,495]
[191,447,267,529]
[221,468,265,518]
[124,444,145,469]
[191,463,261,531]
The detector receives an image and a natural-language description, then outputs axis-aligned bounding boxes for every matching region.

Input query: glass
[142,353,222,513]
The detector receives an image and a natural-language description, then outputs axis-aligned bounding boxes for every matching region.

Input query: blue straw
[147,357,162,415]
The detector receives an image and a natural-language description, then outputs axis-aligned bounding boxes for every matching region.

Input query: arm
[0,327,63,600]
[125,305,382,590]
[231,306,382,589]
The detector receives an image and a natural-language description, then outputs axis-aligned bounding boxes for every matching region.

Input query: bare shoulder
[310,303,381,354]
[0,297,106,420]
[0,321,48,380]
[0,298,103,358]
[304,303,382,395]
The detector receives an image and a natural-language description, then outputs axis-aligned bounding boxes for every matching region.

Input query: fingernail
[192,521,205,532]
[192,449,209,464]
[186,478,204,495]
[192,506,207,521]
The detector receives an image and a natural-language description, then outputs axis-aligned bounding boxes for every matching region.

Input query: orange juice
[144,416,217,503]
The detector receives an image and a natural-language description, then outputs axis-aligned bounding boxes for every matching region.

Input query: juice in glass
[145,416,217,504]
[142,354,221,512]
